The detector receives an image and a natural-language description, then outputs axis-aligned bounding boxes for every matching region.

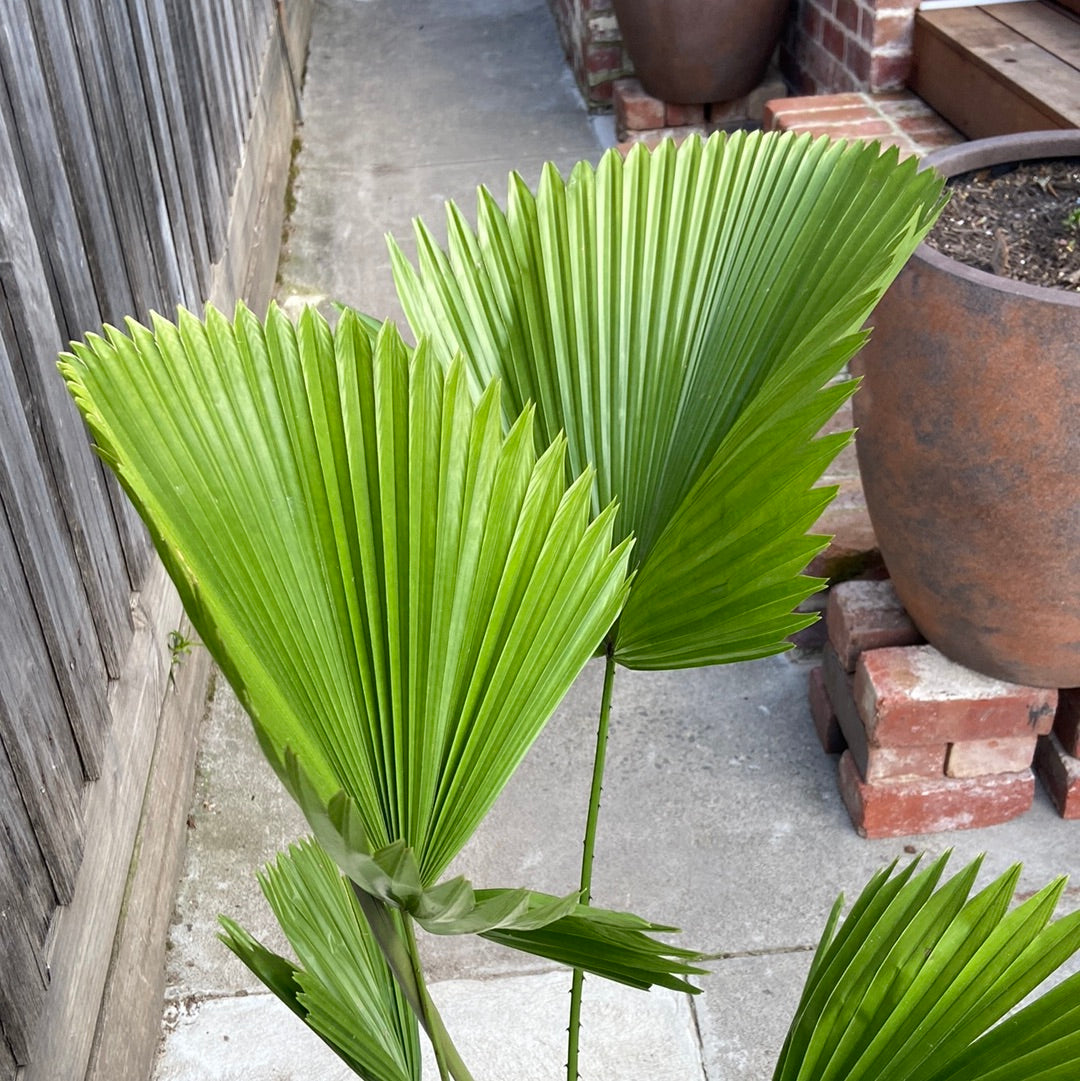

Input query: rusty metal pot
[612,0,788,104]
[853,131,1080,689]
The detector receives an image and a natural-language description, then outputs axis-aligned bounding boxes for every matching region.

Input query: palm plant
[386,129,945,1073]
[61,308,703,1081]
[58,131,1080,1080]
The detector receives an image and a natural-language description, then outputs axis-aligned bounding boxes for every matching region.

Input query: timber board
[912,5,1080,137]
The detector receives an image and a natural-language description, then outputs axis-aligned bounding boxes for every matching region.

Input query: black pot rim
[913,129,1080,308]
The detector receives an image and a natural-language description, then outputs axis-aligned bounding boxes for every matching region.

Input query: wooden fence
[0,2,311,1078]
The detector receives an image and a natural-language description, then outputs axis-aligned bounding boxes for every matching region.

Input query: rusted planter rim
[911,129,1080,308]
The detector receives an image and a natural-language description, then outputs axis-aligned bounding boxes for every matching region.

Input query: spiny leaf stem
[567,641,618,1081]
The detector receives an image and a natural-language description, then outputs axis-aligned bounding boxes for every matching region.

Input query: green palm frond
[220,840,421,1081]
[389,131,945,667]
[776,854,1080,1081]
[60,306,631,884]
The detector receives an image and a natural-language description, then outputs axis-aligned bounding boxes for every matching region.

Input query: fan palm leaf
[390,130,946,666]
[60,306,631,882]
[219,839,422,1081]
[775,854,1080,1081]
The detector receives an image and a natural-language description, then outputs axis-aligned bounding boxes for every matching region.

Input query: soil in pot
[926,158,1080,291]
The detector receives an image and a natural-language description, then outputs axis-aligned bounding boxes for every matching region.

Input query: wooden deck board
[987,1,1080,70]
[912,4,1080,138]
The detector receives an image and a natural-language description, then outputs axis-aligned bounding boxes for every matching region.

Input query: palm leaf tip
[390,130,946,671]
[774,854,1080,1081]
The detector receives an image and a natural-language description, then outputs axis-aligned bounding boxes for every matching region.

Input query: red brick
[822,18,846,61]
[1054,688,1080,756]
[613,78,665,133]
[835,0,859,32]
[896,112,957,136]
[665,102,705,127]
[1035,733,1080,819]
[837,752,1034,838]
[945,736,1037,778]
[767,91,866,115]
[845,39,872,83]
[827,578,924,671]
[869,51,912,91]
[585,43,625,76]
[824,646,946,780]
[872,13,915,53]
[810,664,846,753]
[855,646,1058,746]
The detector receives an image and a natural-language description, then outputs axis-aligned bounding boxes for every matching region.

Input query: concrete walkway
[152,2,1080,1079]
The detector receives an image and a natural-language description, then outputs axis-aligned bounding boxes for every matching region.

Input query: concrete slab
[155,973,703,1081]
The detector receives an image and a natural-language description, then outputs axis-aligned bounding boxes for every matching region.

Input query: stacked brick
[781,0,920,95]
[613,72,787,149]
[547,0,631,107]
[1035,690,1080,819]
[812,580,1057,838]
[764,91,962,159]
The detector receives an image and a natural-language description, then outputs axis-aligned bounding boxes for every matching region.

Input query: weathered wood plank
[91,0,186,306]
[164,0,228,263]
[208,0,299,311]
[0,1029,14,1081]
[0,95,133,679]
[0,501,85,904]
[12,0,153,588]
[0,2,104,337]
[22,563,183,1081]
[63,1,162,315]
[138,0,213,296]
[0,738,55,1068]
[0,907,46,1066]
[912,7,1078,138]
[0,306,111,779]
[118,0,201,305]
[27,0,137,325]
[986,1,1080,70]
[84,626,211,1081]
[199,0,245,178]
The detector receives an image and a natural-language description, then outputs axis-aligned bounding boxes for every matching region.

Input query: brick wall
[781,0,919,95]
[547,0,632,108]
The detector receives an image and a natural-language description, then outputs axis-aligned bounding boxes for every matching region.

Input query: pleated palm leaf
[777,854,1080,1081]
[59,306,705,1081]
[390,130,946,670]
[387,129,946,1072]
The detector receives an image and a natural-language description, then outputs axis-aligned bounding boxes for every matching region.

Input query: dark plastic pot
[853,130,1080,689]
[612,0,788,105]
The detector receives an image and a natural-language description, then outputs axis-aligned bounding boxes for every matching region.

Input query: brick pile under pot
[811,578,1080,837]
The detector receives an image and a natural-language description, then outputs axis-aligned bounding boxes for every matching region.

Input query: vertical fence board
[26,0,136,325]
[0,305,110,779]
[94,0,192,305]
[136,0,213,296]
[0,98,133,679]
[0,5,102,339]
[164,0,228,263]
[0,733,54,1071]
[0,1,151,596]
[63,2,160,315]
[0,498,84,906]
